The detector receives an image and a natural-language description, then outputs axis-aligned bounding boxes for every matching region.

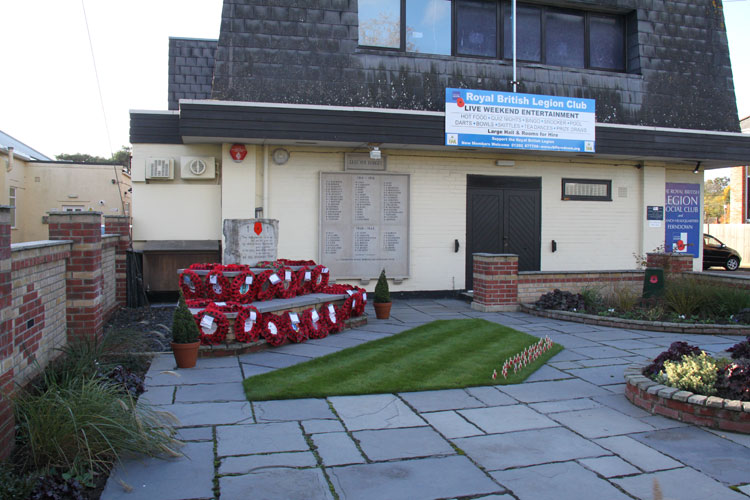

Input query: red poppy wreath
[205,269,231,302]
[320,302,343,334]
[262,313,289,347]
[286,311,309,343]
[230,270,256,304]
[194,307,229,345]
[234,306,263,343]
[255,270,282,302]
[178,269,205,299]
[302,307,328,339]
[310,265,330,292]
[276,267,298,299]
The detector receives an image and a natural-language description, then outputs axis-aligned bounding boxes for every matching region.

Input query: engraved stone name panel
[223,219,279,266]
[320,172,409,279]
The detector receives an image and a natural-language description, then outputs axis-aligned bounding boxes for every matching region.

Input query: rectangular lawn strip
[243,319,563,401]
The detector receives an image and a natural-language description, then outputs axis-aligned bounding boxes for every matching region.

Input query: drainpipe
[6,147,14,172]
[263,144,269,218]
[512,0,517,93]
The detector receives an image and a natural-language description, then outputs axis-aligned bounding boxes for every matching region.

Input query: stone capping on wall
[625,365,750,433]
[518,304,750,335]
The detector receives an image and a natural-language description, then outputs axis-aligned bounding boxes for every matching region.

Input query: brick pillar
[49,211,104,342]
[471,253,519,312]
[646,253,694,273]
[0,206,14,460]
[104,216,131,308]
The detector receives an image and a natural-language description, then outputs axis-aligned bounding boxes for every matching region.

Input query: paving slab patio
[103,298,750,500]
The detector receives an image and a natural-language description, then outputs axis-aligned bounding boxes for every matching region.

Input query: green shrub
[13,376,181,476]
[704,285,750,318]
[655,352,718,395]
[374,269,390,304]
[663,277,708,317]
[0,462,35,500]
[605,284,639,312]
[172,293,199,343]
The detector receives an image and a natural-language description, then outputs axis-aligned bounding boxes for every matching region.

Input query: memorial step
[188,293,349,318]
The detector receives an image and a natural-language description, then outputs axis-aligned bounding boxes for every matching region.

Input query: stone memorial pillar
[223,219,279,266]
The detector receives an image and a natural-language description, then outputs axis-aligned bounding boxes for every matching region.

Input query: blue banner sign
[665,183,701,258]
[445,88,596,152]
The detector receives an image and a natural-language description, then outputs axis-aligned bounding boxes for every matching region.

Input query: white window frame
[9,187,16,228]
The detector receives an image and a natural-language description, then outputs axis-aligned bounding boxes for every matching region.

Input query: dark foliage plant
[99,365,145,398]
[643,341,701,378]
[29,471,86,500]
[535,289,585,311]
[728,336,750,360]
[716,360,750,401]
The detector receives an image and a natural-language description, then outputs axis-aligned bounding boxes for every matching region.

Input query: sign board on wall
[665,183,700,258]
[344,153,387,171]
[320,172,409,279]
[444,88,595,153]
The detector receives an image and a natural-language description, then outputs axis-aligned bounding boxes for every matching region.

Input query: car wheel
[725,257,740,271]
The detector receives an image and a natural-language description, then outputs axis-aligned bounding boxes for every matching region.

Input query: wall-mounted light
[693,161,701,174]
[495,160,515,167]
[369,146,381,160]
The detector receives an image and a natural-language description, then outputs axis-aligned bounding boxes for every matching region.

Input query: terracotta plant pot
[373,302,392,320]
[171,341,200,368]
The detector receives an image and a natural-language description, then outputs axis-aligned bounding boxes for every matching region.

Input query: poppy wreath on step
[220,263,250,273]
[255,270,282,302]
[205,269,231,302]
[319,283,354,295]
[286,311,309,343]
[310,265,330,292]
[186,298,212,309]
[179,270,205,299]
[234,306,263,343]
[230,270,256,304]
[204,301,243,314]
[262,313,289,347]
[320,302,343,333]
[278,258,317,267]
[296,266,314,296]
[339,293,355,321]
[194,307,229,345]
[302,307,328,339]
[353,289,367,316]
[276,267,298,299]
[188,263,219,271]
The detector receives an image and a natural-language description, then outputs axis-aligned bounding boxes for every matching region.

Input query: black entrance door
[466,175,541,290]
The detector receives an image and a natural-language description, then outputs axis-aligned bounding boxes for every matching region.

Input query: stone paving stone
[138,385,173,405]
[273,342,342,358]
[420,410,484,438]
[176,426,213,442]
[550,407,655,438]
[101,442,214,500]
[220,467,333,500]
[640,414,690,430]
[544,348,591,361]
[464,386,517,406]
[523,364,573,382]
[174,383,246,402]
[599,338,664,350]
[302,419,345,434]
[216,421,308,456]
[145,353,176,372]
[592,393,652,418]
[547,324,604,334]
[220,451,317,475]
[578,455,640,477]
[312,432,365,466]
[574,329,648,340]
[630,426,750,485]
[499,378,610,403]
[189,356,241,369]
[544,335,600,349]
[398,388,484,412]
[458,404,558,434]
[146,366,243,386]
[613,467,748,500]
[455,427,607,471]
[739,484,750,495]
[330,394,424,431]
[529,397,602,414]
[328,455,502,500]
[353,426,454,461]
[568,346,631,359]
[575,356,639,368]
[161,401,253,427]
[548,360,583,370]
[253,398,335,422]
[626,346,669,359]
[238,351,310,368]
[353,323,412,334]
[340,330,392,341]
[490,461,633,500]
[594,435,682,472]
[706,428,750,448]
[240,364,275,378]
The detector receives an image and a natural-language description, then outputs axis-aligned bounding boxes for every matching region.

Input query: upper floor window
[360,0,627,73]
[9,187,16,228]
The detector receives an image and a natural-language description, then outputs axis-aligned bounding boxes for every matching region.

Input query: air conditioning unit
[145,158,174,179]
[180,156,216,180]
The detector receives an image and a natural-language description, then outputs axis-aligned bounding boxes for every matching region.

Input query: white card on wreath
[269,274,281,284]
[245,276,253,285]
[210,275,218,284]
[200,315,214,328]
[289,312,300,323]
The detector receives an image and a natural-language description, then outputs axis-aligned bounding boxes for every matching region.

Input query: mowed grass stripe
[243,318,563,401]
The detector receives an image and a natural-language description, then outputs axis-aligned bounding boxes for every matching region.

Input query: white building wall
[132,142,701,289]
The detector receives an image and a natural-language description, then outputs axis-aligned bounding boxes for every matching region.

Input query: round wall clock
[272,148,290,165]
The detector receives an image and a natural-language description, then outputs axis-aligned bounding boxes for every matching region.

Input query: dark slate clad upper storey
[208,0,739,132]
[168,37,218,110]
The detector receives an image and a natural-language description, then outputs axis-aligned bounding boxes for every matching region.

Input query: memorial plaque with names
[320,172,409,279]
[223,219,279,266]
